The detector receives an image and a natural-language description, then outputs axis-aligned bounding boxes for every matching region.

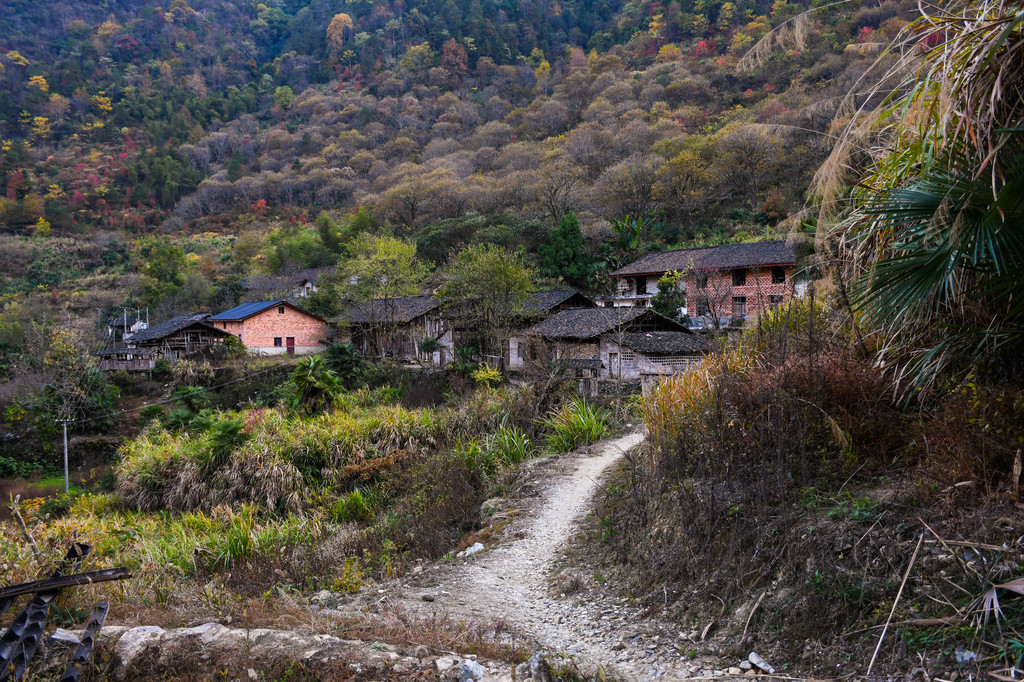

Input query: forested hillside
[0,0,914,370]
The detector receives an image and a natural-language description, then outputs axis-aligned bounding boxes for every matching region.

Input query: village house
[508,307,711,394]
[208,300,327,356]
[106,310,148,344]
[604,240,800,326]
[96,313,232,371]
[241,266,337,301]
[293,266,336,298]
[347,295,452,366]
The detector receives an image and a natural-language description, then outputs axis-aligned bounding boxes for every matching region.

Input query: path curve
[386,432,708,680]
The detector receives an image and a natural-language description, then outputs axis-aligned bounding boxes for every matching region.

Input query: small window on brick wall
[732,269,746,286]
[278,306,285,314]
[769,295,784,305]
[771,266,786,284]
[274,337,282,347]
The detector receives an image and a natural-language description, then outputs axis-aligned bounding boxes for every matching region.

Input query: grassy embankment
[1,380,612,638]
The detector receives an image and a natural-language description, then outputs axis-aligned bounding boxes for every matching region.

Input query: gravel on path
[380,432,734,681]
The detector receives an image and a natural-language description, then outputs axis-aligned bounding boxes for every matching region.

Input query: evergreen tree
[539,211,594,289]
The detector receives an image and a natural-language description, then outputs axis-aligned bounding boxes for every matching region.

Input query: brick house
[604,240,800,326]
[208,300,327,355]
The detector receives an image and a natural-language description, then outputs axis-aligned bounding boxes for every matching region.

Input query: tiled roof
[619,331,712,355]
[520,289,593,316]
[611,240,797,277]
[293,266,336,284]
[130,314,221,343]
[96,346,161,356]
[348,296,438,325]
[522,307,688,340]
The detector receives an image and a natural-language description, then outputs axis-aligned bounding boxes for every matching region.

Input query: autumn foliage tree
[441,39,469,80]
[327,13,354,52]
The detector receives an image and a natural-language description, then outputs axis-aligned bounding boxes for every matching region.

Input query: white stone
[115,626,166,671]
[748,652,775,675]
[457,660,487,680]
[51,628,81,644]
[457,542,485,558]
[436,655,459,675]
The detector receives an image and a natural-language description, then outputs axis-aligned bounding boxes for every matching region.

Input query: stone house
[604,240,800,325]
[508,308,711,392]
[347,295,452,366]
[208,301,327,355]
[96,313,232,371]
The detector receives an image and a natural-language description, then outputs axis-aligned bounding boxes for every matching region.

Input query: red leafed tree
[441,38,468,79]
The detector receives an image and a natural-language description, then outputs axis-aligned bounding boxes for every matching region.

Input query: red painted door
[286,337,295,355]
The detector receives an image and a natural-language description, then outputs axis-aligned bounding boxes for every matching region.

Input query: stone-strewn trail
[380,432,746,680]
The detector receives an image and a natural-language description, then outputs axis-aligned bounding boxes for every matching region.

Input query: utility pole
[58,419,69,493]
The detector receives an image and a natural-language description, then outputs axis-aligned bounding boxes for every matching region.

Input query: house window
[696,273,708,289]
[732,269,747,286]
[733,296,747,317]
[771,266,786,284]
[635,276,647,295]
[769,295,784,306]
[278,306,285,314]
[696,298,709,316]
[274,337,282,346]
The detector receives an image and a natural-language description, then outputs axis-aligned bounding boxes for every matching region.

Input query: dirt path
[381,432,726,680]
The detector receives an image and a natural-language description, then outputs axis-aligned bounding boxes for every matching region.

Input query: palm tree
[288,354,342,413]
[815,0,1024,391]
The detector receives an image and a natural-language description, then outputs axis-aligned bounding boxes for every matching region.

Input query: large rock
[115,625,166,673]
[104,623,423,679]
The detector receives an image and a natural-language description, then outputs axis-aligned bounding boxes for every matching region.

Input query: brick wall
[688,266,793,319]
[215,305,326,353]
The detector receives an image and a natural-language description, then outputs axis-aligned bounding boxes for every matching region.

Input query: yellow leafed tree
[327,13,354,51]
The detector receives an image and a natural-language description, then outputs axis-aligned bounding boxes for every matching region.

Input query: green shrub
[324,343,365,386]
[487,423,533,465]
[331,488,373,523]
[0,455,43,478]
[138,405,166,425]
[152,359,173,381]
[39,492,80,519]
[542,398,611,453]
[205,416,247,467]
[165,408,194,430]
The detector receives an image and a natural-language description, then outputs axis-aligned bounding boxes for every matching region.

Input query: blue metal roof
[209,300,285,321]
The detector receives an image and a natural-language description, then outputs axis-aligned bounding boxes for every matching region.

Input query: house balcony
[594,293,654,308]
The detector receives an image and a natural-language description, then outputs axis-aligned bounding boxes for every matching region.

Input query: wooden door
[286,337,295,355]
